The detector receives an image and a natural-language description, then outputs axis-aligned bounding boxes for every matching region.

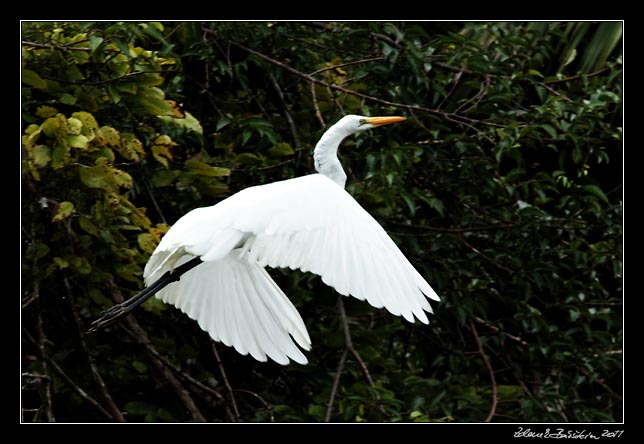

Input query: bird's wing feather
[231,174,440,323]
[156,253,311,365]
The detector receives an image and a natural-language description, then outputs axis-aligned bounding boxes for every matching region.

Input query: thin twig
[544,66,612,84]
[474,316,527,345]
[211,342,241,421]
[32,254,54,422]
[44,355,114,420]
[39,70,166,86]
[138,165,167,225]
[22,40,92,51]
[310,80,325,128]
[210,33,507,129]
[437,70,463,111]
[387,219,517,234]
[231,389,274,422]
[458,233,514,274]
[309,57,384,76]
[337,298,388,417]
[64,277,125,422]
[538,81,573,103]
[469,319,497,422]
[325,347,348,422]
[268,73,301,148]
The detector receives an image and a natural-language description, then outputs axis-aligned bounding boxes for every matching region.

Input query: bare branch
[325,347,348,422]
[211,342,241,421]
[469,319,498,422]
[64,277,126,422]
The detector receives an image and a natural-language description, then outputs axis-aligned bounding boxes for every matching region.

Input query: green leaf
[528,69,544,78]
[22,69,47,89]
[216,117,231,131]
[89,35,104,53]
[124,401,156,416]
[78,217,100,236]
[115,262,142,282]
[583,184,609,204]
[268,142,294,157]
[132,361,148,373]
[236,152,262,165]
[59,93,78,105]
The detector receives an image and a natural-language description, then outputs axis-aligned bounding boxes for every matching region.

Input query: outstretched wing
[143,173,439,364]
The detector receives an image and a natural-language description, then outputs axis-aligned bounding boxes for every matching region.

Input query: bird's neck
[313,126,349,188]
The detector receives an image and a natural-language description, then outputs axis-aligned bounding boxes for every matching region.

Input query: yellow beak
[365,116,406,127]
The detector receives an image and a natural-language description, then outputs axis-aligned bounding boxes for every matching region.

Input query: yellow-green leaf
[67,134,89,149]
[53,257,69,269]
[32,145,51,168]
[158,111,203,135]
[97,126,121,147]
[72,112,99,134]
[68,117,83,135]
[51,142,71,169]
[52,201,75,222]
[79,161,132,191]
[137,233,157,254]
[36,106,58,118]
[41,115,68,138]
[185,158,230,178]
[119,133,145,161]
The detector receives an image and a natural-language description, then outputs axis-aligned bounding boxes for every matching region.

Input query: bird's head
[334,114,406,135]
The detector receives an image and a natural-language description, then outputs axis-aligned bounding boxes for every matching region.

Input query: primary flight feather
[90,114,440,365]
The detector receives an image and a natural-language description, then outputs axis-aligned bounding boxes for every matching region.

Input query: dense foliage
[21,21,622,423]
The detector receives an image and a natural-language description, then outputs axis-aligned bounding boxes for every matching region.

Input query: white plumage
[93,114,440,365]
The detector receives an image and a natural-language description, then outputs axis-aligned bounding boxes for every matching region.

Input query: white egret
[90,115,440,365]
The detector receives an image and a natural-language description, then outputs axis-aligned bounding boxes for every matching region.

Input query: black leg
[88,257,203,332]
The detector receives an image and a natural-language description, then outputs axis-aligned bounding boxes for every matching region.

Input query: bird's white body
[139,115,440,365]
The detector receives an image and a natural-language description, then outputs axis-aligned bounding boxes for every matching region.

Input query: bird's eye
[359,119,367,126]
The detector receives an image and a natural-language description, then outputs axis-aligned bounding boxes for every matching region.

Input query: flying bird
[90,115,440,365]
